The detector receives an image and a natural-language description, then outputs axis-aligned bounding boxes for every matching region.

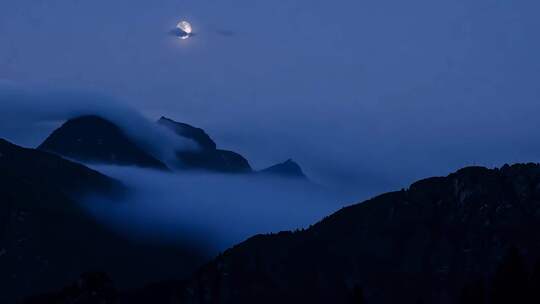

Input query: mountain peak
[38,115,169,170]
[157,116,216,150]
[260,159,307,179]
[157,116,252,173]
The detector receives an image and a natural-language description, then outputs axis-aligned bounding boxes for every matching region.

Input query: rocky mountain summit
[157,117,216,150]
[157,117,252,173]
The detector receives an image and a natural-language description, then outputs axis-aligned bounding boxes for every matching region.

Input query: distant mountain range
[37,115,308,179]
[259,158,307,179]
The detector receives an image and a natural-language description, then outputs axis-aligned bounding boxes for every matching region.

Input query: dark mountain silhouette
[0,138,121,198]
[38,115,169,170]
[23,273,118,304]
[260,159,307,179]
[23,273,186,304]
[158,117,216,150]
[181,164,540,304]
[459,246,540,304]
[19,160,540,303]
[175,149,252,173]
[0,139,203,303]
[157,117,252,173]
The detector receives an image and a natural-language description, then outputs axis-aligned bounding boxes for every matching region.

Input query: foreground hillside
[0,139,204,303]
[184,164,540,304]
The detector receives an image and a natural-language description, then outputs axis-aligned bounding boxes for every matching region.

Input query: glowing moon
[176,21,193,40]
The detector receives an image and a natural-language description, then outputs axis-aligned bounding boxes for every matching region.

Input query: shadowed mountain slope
[157,117,251,173]
[184,164,540,304]
[158,117,216,150]
[1,138,121,197]
[0,139,203,303]
[38,115,169,170]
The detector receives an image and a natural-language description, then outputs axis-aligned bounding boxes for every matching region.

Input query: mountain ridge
[16,162,540,303]
[157,116,216,150]
[1,138,123,197]
[38,115,169,170]
[183,163,540,304]
[157,116,252,173]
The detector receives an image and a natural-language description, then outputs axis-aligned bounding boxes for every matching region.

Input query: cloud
[0,84,348,256]
[82,165,344,254]
[0,84,195,165]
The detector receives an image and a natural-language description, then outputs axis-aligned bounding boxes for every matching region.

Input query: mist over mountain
[19,163,540,304]
[0,85,193,167]
[36,113,297,176]
[39,115,170,170]
[0,105,332,254]
[157,116,252,173]
[1,0,540,303]
[82,165,339,253]
[260,159,308,180]
[157,117,216,150]
[0,139,204,303]
[181,164,540,304]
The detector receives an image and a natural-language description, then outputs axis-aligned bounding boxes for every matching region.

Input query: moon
[175,21,193,40]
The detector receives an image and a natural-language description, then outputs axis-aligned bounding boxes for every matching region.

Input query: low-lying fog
[84,165,344,255]
[2,82,540,255]
[0,84,354,256]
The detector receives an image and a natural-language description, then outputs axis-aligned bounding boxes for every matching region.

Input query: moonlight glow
[176,21,193,40]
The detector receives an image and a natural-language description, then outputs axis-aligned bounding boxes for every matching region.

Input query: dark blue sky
[1,0,540,197]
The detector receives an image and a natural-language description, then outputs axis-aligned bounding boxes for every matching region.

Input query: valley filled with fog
[84,165,340,254]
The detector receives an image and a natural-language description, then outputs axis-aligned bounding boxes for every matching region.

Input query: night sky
[1,0,540,197]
